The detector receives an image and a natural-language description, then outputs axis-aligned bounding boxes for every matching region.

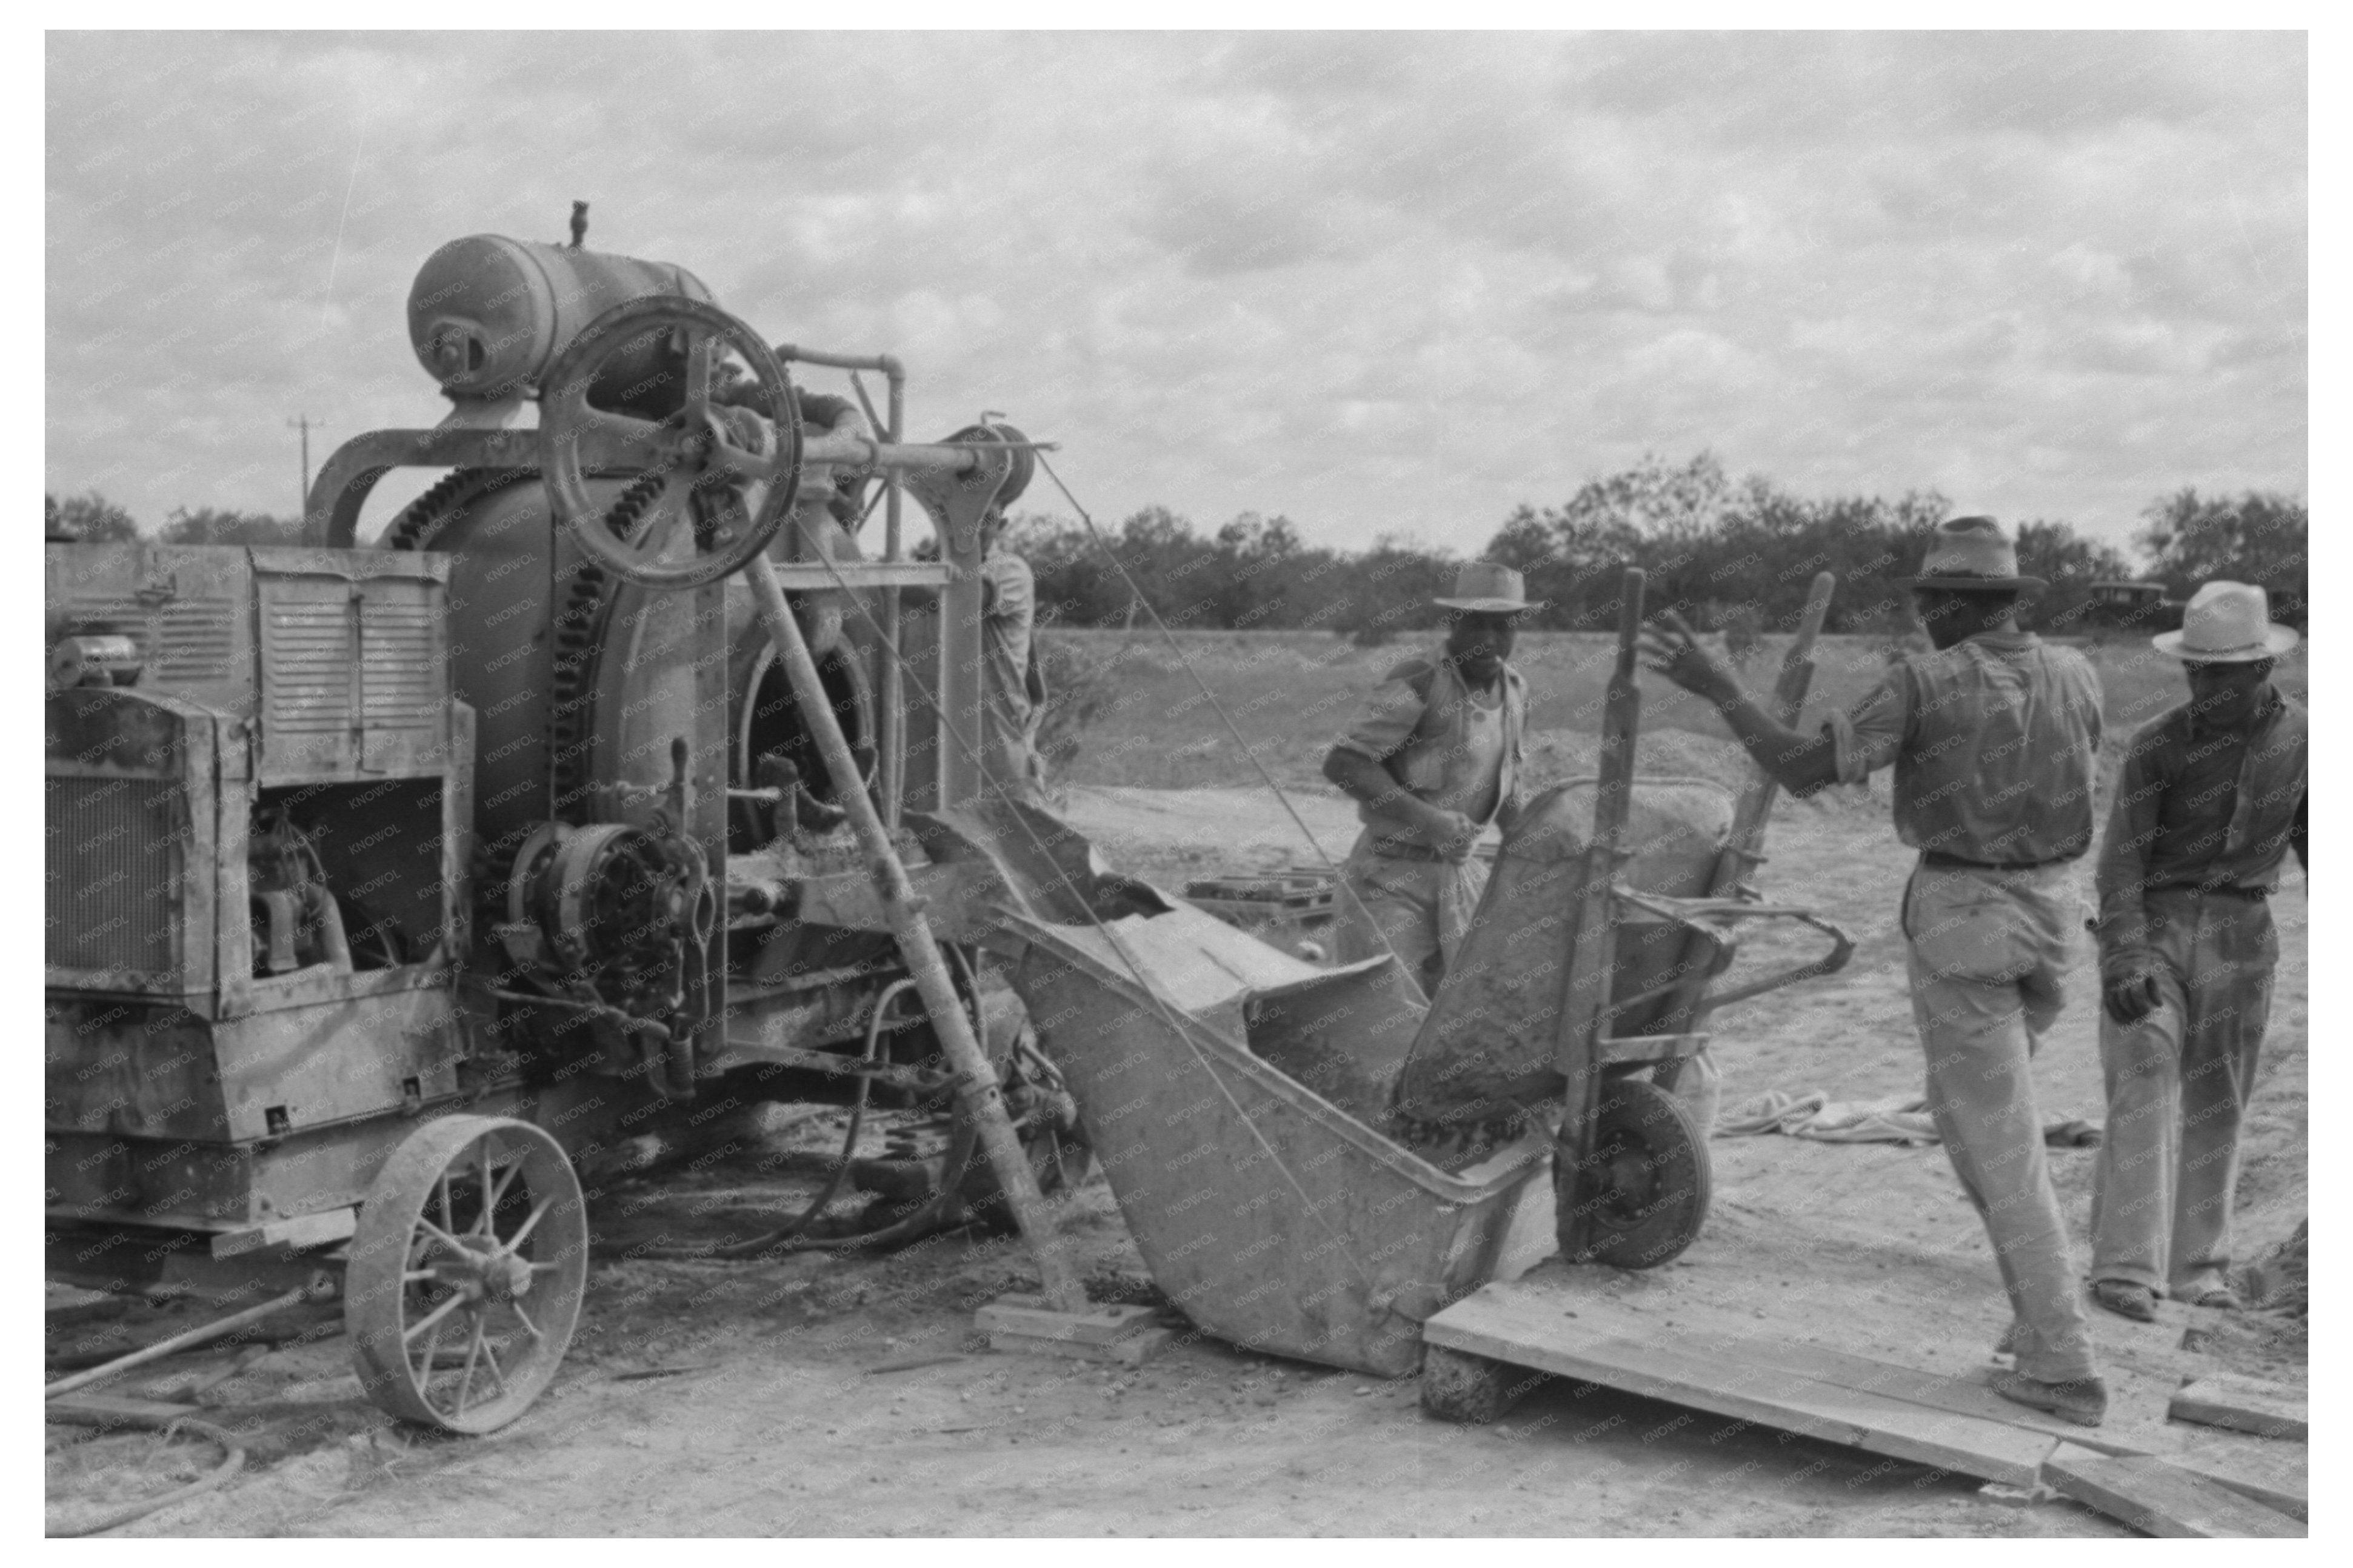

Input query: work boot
[2164,1271,2240,1309]
[1989,1368,2108,1427]
[2091,1279,2158,1323]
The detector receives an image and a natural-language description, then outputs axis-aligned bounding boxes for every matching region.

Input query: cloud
[46,31,2305,556]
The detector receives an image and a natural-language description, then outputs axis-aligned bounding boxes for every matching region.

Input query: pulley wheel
[346,1115,589,1433]
[538,295,803,590]
[1555,1075,1711,1270]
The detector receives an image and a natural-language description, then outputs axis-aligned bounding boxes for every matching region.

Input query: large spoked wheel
[538,295,804,589]
[346,1115,589,1434]
[1555,1075,1711,1270]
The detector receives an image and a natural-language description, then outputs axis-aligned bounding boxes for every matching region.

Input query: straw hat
[1433,561,1545,613]
[2152,581,2299,662]
[1905,515,2047,592]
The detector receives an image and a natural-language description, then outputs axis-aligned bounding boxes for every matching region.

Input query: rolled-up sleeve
[1817,666,1913,789]
[1332,673,1425,764]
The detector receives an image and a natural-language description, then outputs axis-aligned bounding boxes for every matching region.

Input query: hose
[43,1409,245,1537]
[624,978,915,1260]
[619,953,1006,1261]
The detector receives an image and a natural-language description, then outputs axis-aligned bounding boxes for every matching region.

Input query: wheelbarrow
[1387,566,1853,1268]
[965,569,1850,1376]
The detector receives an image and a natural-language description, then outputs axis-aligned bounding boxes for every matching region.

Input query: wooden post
[741,552,1085,1313]
[1554,569,1645,1253]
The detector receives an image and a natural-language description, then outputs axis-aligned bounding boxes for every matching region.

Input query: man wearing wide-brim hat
[2087,582,2306,1324]
[1321,563,1538,1006]
[1641,515,2113,1424]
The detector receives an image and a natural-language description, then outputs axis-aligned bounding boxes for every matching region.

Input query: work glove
[2101,962,2164,1027]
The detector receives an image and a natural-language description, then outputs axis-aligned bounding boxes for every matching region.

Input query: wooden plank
[986,1326,1172,1367]
[1477,1283,2166,1456]
[1426,1290,2058,1486]
[2170,1375,2307,1441]
[2174,1450,2308,1523]
[1669,1323,2167,1459]
[973,1295,1161,1346]
[2042,1443,2303,1538]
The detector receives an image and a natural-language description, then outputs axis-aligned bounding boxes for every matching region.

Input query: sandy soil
[51,782,2306,1538]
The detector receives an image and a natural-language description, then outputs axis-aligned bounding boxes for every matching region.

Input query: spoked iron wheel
[1555,1075,1711,1270]
[346,1115,589,1433]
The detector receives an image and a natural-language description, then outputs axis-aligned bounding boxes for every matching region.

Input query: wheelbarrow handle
[1609,888,1855,1018]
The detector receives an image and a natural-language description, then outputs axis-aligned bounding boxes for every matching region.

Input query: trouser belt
[1921,850,2078,873]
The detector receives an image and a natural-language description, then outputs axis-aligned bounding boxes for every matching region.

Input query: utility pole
[288,415,326,515]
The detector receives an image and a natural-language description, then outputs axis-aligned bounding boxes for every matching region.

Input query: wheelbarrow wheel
[1555,1075,1711,1270]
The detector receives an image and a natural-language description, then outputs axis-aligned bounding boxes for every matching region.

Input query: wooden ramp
[1422,1262,2306,1532]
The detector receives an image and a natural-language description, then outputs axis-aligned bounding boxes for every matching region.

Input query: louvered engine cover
[48,543,453,786]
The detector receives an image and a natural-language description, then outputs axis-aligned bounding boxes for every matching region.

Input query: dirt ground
[49,777,2306,1538]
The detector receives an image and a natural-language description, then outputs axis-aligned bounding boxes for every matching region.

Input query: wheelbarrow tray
[1005,904,1554,1378]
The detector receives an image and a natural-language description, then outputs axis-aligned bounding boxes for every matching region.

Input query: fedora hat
[2152,581,2299,662]
[1904,516,2047,592]
[1433,561,1545,613]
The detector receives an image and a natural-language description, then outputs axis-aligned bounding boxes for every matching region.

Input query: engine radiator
[45,775,187,976]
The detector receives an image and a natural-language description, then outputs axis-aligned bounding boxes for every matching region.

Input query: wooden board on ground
[2169,1373,2307,1442]
[2171,1448,2308,1522]
[1423,1263,2306,1507]
[1424,1280,2060,1487]
[976,1293,1172,1367]
[2042,1443,2304,1538]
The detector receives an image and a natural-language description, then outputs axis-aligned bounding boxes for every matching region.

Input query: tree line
[1007,455,2306,640]
[47,452,2305,639]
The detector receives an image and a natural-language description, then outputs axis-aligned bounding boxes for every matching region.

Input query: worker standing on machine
[1640,516,2111,1426]
[978,500,1050,807]
[1321,562,1537,1002]
[2087,582,2305,1322]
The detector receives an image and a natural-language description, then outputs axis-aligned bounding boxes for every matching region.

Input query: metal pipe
[739,552,1086,1312]
[774,345,904,376]
[881,364,906,826]
[45,1284,319,1401]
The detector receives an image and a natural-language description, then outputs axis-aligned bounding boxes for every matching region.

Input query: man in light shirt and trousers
[1322,562,1535,1004]
[2088,581,2305,1322]
[1640,516,2112,1426]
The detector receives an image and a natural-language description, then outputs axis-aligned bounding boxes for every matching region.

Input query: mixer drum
[385,471,885,876]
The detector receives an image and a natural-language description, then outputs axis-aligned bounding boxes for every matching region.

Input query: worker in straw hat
[1640,515,2113,1425]
[2087,582,2305,1323]
[1321,562,1536,1003]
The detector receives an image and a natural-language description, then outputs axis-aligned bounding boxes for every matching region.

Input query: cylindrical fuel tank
[407,235,716,399]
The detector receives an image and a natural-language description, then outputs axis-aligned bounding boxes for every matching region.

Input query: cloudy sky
[47,30,2305,557]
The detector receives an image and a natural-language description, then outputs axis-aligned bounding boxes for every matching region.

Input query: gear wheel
[383,467,532,552]
[547,472,669,821]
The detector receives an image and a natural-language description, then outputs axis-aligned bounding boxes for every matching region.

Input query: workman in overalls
[1322,562,1535,1002]
[978,504,1050,809]
[1640,516,2111,1426]
[2088,581,2305,1321]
